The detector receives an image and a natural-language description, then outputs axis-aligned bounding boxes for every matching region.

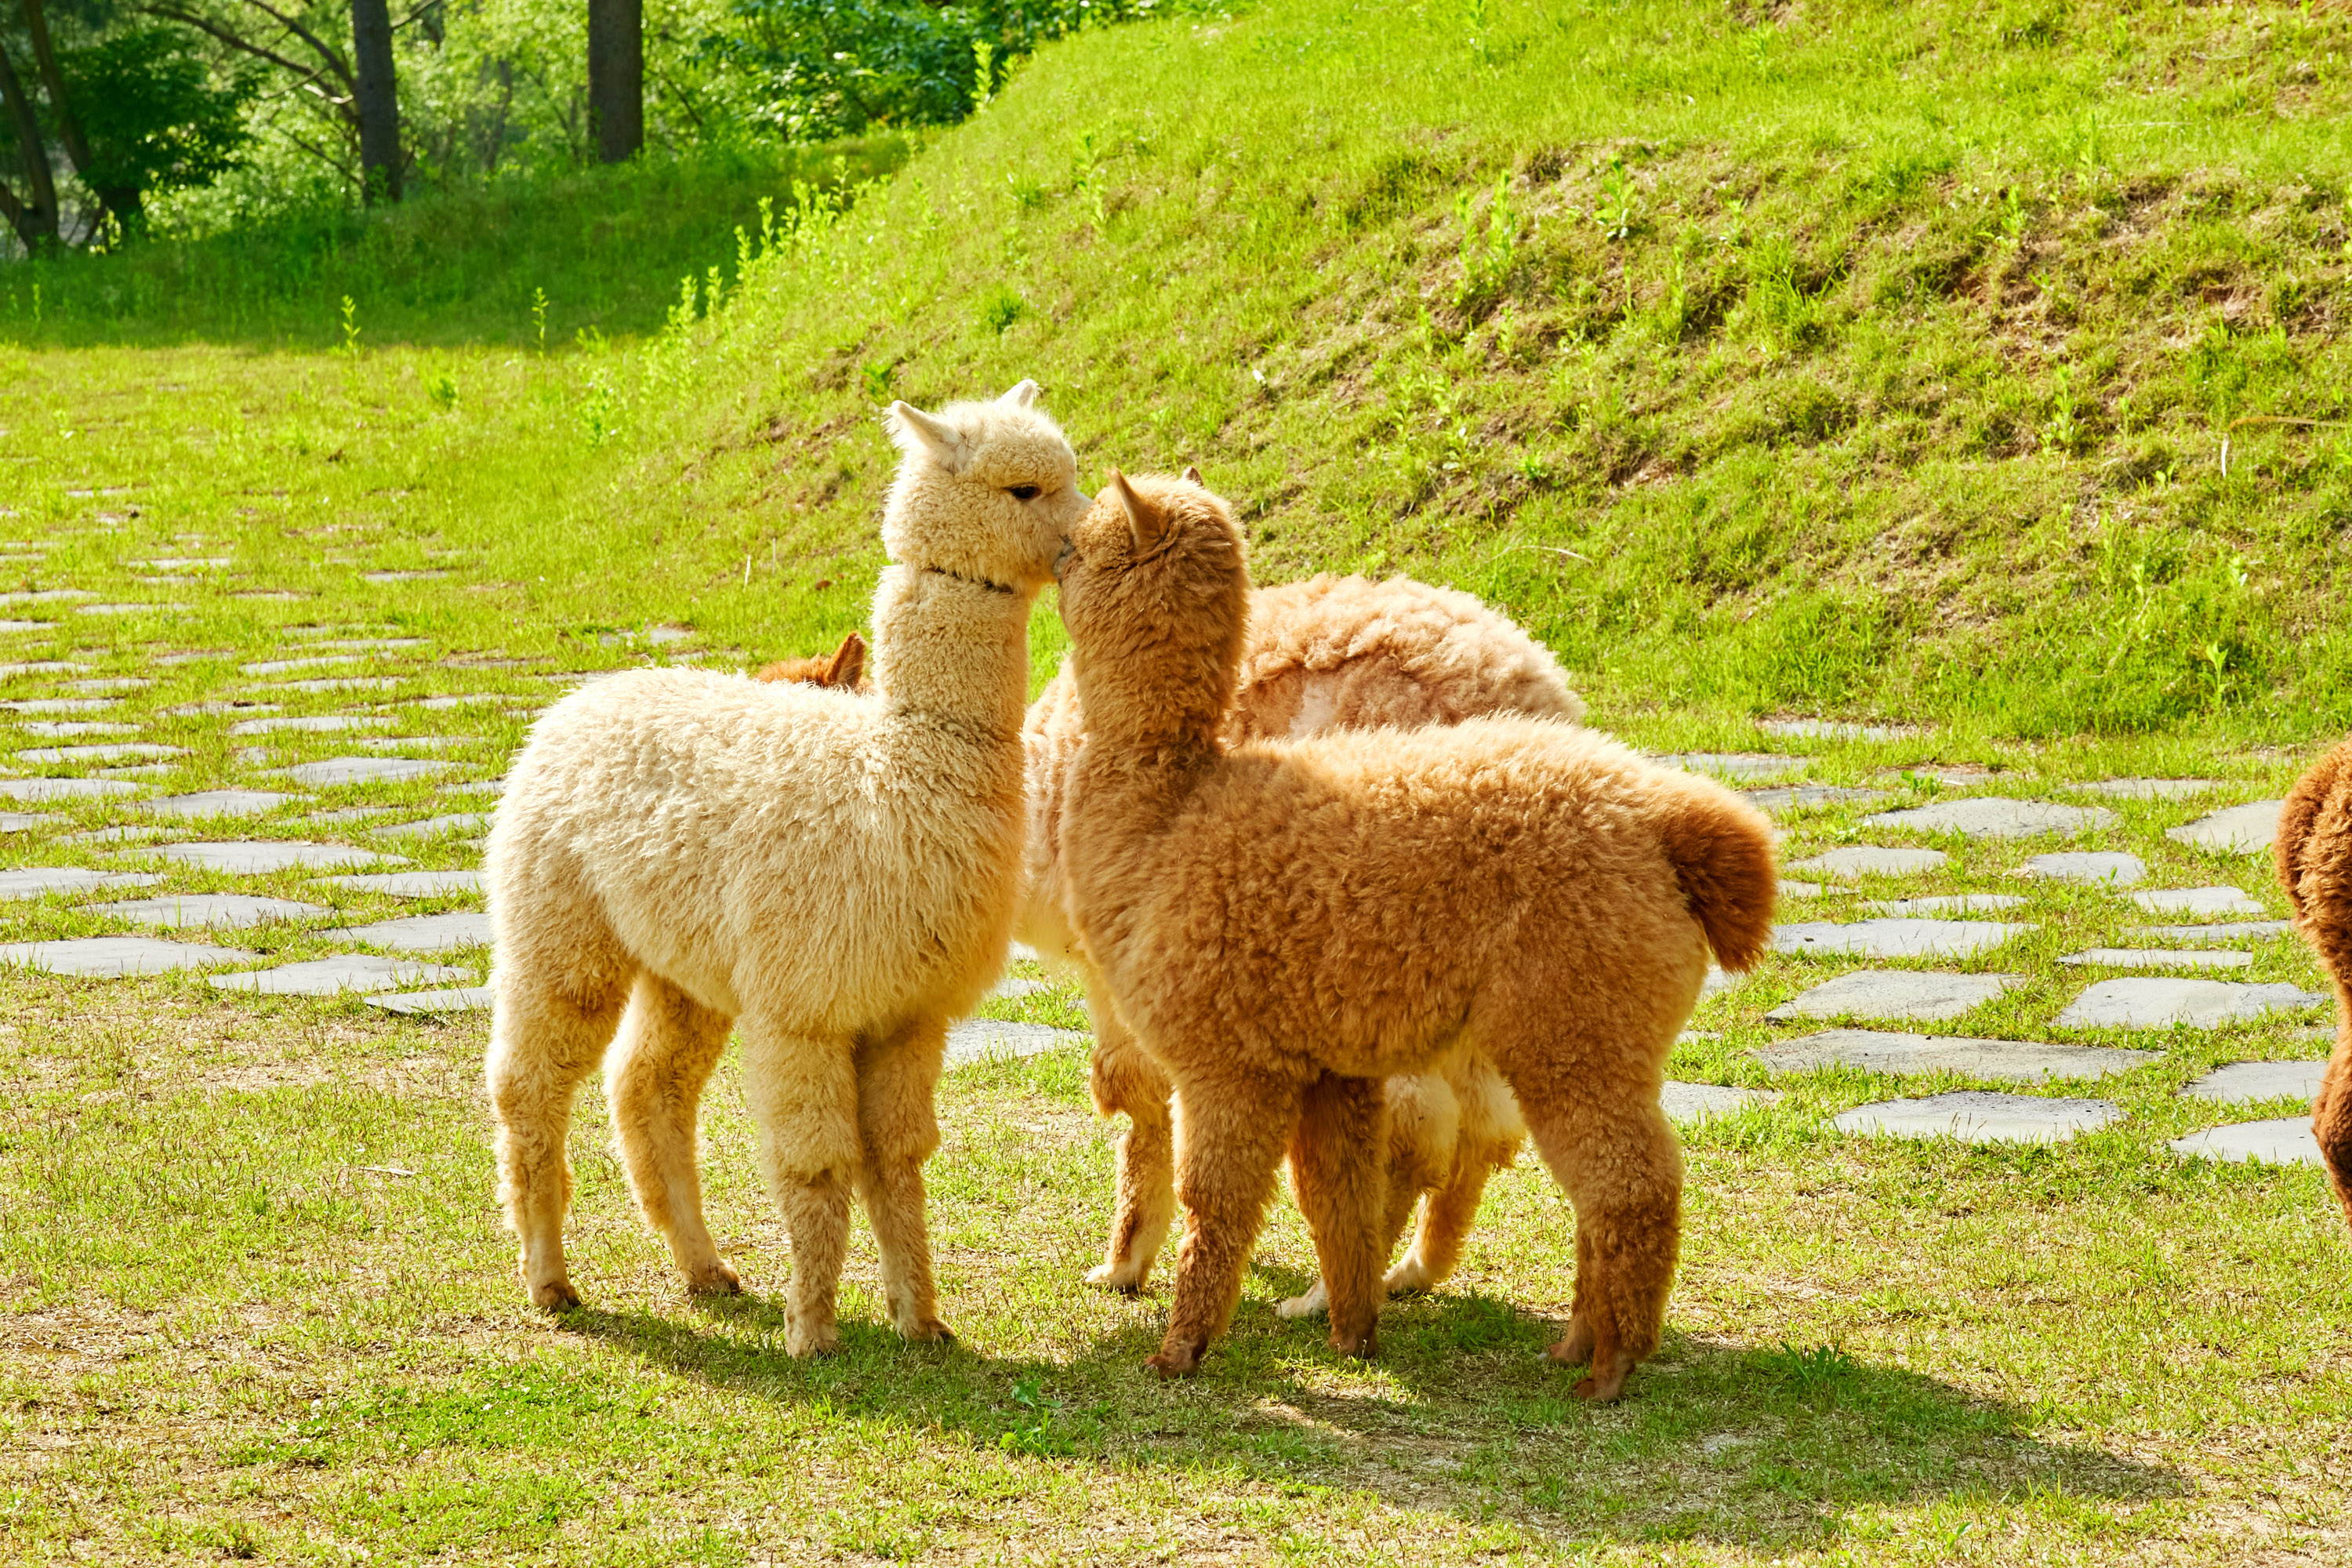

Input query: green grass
[3,0,2352,1560]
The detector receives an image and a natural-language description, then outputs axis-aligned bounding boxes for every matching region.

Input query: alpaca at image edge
[483,383,1087,1354]
[2277,739,2352,1228]
[1052,470,1777,1401]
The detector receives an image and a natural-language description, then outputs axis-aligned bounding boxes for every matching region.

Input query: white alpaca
[484,382,1087,1354]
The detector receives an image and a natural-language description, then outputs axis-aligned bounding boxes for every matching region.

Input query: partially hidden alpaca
[1054,471,1778,1400]
[485,382,1087,1353]
[2276,739,2352,1229]
[1022,569,1584,1305]
[756,630,869,691]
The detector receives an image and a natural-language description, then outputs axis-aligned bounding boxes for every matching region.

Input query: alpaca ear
[999,379,1042,409]
[887,401,964,470]
[829,631,867,688]
[1106,468,1167,556]
[1181,465,1203,486]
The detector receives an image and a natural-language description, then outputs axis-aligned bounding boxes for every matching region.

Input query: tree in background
[588,0,640,162]
[347,0,400,198]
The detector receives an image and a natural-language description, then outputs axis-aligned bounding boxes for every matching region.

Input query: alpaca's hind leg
[608,975,739,1294]
[1386,1149,1498,1296]
[853,1014,953,1342]
[1287,1073,1388,1358]
[739,1019,860,1356]
[1517,1091,1683,1403]
[488,970,630,1308]
[1151,1069,1302,1377]
[1282,1069,1453,1319]
[1083,977,1178,1292]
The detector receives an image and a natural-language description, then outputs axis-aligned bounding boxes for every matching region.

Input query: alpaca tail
[1651,773,1779,973]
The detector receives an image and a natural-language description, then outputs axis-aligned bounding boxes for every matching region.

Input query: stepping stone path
[0,778,138,800]
[2166,1121,2325,1167]
[227,715,387,735]
[148,840,408,873]
[372,813,491,839]
[2065,779,2223,799]
[20,722,137,737]
[1769,970,2024,1023]
[275,678,400,693]
[1744,785,1889,815]
[2129,886,2264,917]
[17,743,184,763]
[2183,1060,2329,1103]
[0,868,162,898]
[90,894,331,928]
[365,986,492,1014]
[1760,1029,2157,1083]
[1861,797,2117,839]
[1661,753,1806,780]
[1867,895,2028,916]
[2133,921,2294,946]
[1772,919,2033,959]
[1835,1091,2122,1144]
[0,936,260,975]
[1787,846,1949,878]
[278,756,453,786]
[1759,718,1911,742]
[945,1019,1086,1066]
[2020,851,2146,886]
[136,789,298,818]
[2165,800,2283,854]
[2059,948,2252,971]
[212,955,474,996]
[242,656,361,675]
[2054,979,2328,1029]
[1661,1082,1781,1120]
[325,870,484,896]
[322,912,491,953]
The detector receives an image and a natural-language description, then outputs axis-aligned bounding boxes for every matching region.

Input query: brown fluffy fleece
[756,631,869,692]
[2277,739,2352,1228]
[1052,470,1777,1400]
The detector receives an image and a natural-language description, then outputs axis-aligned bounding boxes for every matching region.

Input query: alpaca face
[883,382,1089,593]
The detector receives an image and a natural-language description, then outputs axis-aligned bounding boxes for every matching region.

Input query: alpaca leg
[1083,978,1177,1292]
[2315,1010,2352,1229]
[487,969,630,1308]
[1518,1091,1683,1403]
[853,1014,953,1342]
[608,974,739,1295]
[1282,1068,1452,1318]
[739,1020,860,1357]
[1287,1073,1388,1358]
[1386,1149,1498,1296]
[1150,1069,1302,1377]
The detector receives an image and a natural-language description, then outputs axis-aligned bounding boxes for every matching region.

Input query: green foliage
[56,28,256,208]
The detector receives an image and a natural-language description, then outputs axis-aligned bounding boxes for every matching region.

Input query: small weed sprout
[1454,174,1522,310]
[338,295,360,357]
[1462,0,1491,60]
[531,287,549,353]
[979,286,1026,334]
[2045,365,2083,453]
[1595,160,1636,241]
[859,359,898,404]
[426,371,458,409]
[973,38,998,108]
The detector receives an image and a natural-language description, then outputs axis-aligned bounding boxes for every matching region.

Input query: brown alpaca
[1024,572,1581,1302]
[1053,472,1777,1399]
[2277,739,2352,1228]
[756,631,869,692]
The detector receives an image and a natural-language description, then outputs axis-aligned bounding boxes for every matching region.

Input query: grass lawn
[3,0,2351,1560]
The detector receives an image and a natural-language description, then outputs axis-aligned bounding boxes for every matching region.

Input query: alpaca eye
[1008,485,1040,502]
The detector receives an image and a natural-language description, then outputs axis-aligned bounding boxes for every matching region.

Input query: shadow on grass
[554,1272,2187,1551]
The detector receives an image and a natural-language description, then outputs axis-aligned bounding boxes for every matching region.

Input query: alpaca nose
[1054,539,1076,579]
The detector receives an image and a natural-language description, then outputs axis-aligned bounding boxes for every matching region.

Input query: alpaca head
[883,382,1087,594]
[1055,468,1249,740]
[754,630,869,692]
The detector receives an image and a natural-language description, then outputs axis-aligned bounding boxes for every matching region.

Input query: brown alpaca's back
[2278,739,2352,1228]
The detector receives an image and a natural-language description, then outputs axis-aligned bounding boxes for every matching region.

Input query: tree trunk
[349,0,402,201]
[586,0,641,165]
[0,38,60,255]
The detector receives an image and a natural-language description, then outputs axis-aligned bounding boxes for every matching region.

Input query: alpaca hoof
[1328,1328,1377,1360]
[786,1319,841,1358]
[685,1259,742,1296]
[1275,1283,1328,1320]
[1547,1316,1595,1369]
[1570,1349,1635,1403]
[902,1316,957,1344]
[1381,1260,1432,1297]
[1085,1260,1146,1294]
[1144,1338,1203,1377]
[529,1279,581,1310]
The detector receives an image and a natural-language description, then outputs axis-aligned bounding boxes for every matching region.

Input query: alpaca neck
[1065,652,1225,827]
[868,564,1033,739]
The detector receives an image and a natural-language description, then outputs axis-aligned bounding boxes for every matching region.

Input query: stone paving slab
[165,702,280,717]
[18,743,184,763]
[1860,797,2117,839]
[372,813,491,839]
[0,778,139,800]
[2058,948,2252,972]
[2167,1119,2324,1167]
[1835,1090,2122,1144]
[411,695,503,710]
[1759,1029,2157,1083]
[1659,753,1807,780]
[446,777,506,796]
[2129,886,2264,917]
[354,736,464,753]
[1767,970,2026,1023]
[323,869,484,897]
[991,975,1047,1000]
[2065,778,2224,800]
[2165,800,2284,854]
[945,1019,1087,1067]
[211,954,473,996]
[0,867,162,899]
[101,764,178,779]
[227,715,387,735]
[0,812,41,832]
[277,756,454,786]
[321,911,491,952]
[89,894,332,928]
[0,936,260,976]
[0,699,118,713]
[2183,1059,2330,1104]
[274,677,401,693]
[136,789,299,818]
[365,985,492,1014]
[1759,718,1911,742]
[1787,846,1949,879]
[1661,1082,1782,1120]
[1773,919,2033,960]
[2054,978,2328,1029]
[19,721,137,737]
[242,656,361,675]
[1780,879,1828,899]
[1744,785,1890,815]
[1866,895,2029,916]
[2130,921,2295,946]
[149,840,408,873]
[2019,851,2147,886]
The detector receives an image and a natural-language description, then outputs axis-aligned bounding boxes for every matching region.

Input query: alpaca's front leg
[1084,982,1177,1292]
[1152,1067,1301,1376]
[741,1024,861,1356]
[1289,1073,1388,1358]
[854,1014,953,1342]
[608,975,739,1294]
[487,975,630,1308]
[1386,1145,1503,1296]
